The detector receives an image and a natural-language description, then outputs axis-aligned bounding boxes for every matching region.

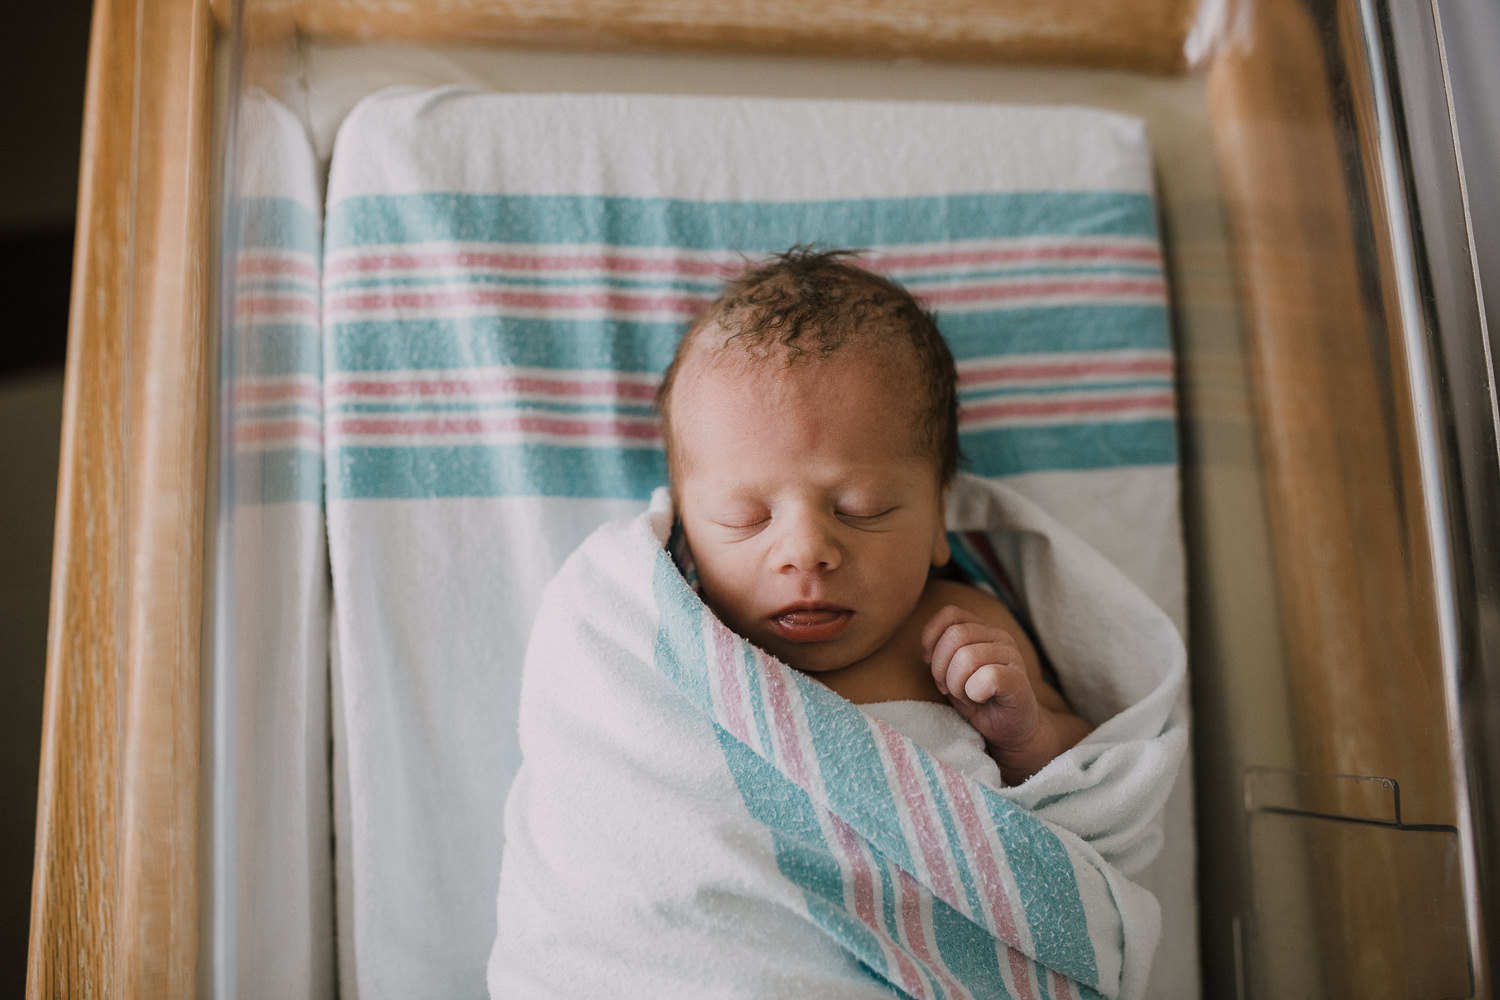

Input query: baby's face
[672,342,949,676]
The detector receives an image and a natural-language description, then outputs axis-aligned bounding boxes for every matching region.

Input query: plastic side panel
[1201,0,1477,992]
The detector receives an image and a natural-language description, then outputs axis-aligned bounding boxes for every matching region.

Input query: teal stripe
[235,324,322,378]
[914,753,1015,997]
[327,444,666,501]
[325,304,1167,375]
[324,263,1158,294]
[800,681,914,874]
[909,264,1162,282]
[940,304,1170,357]
[929,898,1015,999]
[960,419,1178,474]
[917,754,986,930]
[325,192,1159,251]
[233,196,320,254]
[651,549,712,706]
[959,379,1172,399]
[239,403,321,421]
[235,448,322,505]
[798,893,904,995]
[718,735,907,994]
[327,316,683,375]
[238,278,319,296]
[982,797,1097,987]
[325,421,1170,501]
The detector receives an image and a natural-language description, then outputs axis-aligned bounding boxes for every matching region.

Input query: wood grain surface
[28,0,213,995]
[217,0,1208,72]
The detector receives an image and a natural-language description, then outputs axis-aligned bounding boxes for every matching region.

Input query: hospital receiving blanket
[490,474,1186,1000]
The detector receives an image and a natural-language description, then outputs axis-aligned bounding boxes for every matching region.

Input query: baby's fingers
[928,622,999,696]
[921,604,979,663]
[935,640,1014,704]
[962,661,1028,704]
[964,664,1003,702]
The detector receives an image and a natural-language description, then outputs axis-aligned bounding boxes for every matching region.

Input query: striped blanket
[321,89,1189,998]
[220,91,332,999]
[490,479,1185,999]
[321,205,1173,501]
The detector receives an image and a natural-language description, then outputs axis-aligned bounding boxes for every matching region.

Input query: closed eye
[714,515,769,532]
[837,507,896,525]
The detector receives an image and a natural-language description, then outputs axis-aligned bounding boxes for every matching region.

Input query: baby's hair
[656,246,960,485]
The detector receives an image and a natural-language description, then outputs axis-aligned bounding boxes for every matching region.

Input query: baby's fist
[920,604,1042,752]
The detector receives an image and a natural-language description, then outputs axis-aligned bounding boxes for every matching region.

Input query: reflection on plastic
[1244,768,1473,999]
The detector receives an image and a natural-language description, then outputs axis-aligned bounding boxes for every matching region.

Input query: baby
[656,248,1092,784]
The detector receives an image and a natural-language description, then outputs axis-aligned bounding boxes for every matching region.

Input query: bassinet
[30,0,1498,997]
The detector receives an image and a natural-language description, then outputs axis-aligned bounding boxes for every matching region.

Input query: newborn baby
[656,247,1091,784]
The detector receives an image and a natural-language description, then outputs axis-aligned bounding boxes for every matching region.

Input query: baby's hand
[921,604,1043,756]
[920,602,1095,784]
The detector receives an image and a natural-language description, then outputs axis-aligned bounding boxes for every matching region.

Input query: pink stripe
[237,256,319,280]
[829,818,880,930]
[880,731,961,909]
[1009,949,1041,1000]
[328,287,709,315]
[961,391,1175,423]
[335,414,661,440]
[938,770,1022,945]
[830,817,941,999]
[759,657,809,786]
[236,295,319,318]
[711,624,753,745]
[896,868,967,999]
[958,356,1173,385]
[1050,969,1075,999]
[236,382,320,404]
[324,242,1161,281]
[888,939,928,998]
[235,419,322,445]
[334,374,658,401]
[868,244,1162,270]
[326,250,733,279]
[919,277,1165,306]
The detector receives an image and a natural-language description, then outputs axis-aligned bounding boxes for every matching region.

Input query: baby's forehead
[679,343,910,409]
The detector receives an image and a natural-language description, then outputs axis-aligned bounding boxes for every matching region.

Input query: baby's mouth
[769,605,852,643]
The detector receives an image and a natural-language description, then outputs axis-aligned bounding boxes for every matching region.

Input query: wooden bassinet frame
[30,0,1490,996]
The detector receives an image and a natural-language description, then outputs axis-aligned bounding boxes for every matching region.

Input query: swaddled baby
[490,248,1179,1000]
[657,247,1091,785]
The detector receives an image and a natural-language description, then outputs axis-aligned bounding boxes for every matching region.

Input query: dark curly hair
[656,247,959,486]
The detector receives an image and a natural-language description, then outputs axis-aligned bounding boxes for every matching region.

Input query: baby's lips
[768,606,853,643]
[775,608,845,626]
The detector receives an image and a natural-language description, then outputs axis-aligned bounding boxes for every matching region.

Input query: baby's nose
[776,512,843,574]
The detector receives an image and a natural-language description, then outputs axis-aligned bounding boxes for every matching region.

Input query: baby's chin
[758,636,862,676]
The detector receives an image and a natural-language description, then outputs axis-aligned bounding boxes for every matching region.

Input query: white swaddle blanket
[491,474,1186,999]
